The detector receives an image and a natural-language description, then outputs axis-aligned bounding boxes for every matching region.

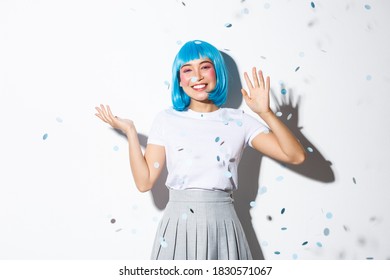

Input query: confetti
[287,113,292,120]
[154,162,160,169]
[113,145,119,151]
[276,112,283,117]
[364,4,371,10]
[217,155,220,161]
[281,227,287,231]
[250,201,256,207]
[281,208,286,214]
[326,212,333,219]
[110,219,116,224]
[292,253,298,260]
[343,225,350,232]
[307,147,314,152]
[366,75,372,81]
[164,80,170,89]
[259,186,268,194]
[43,133,48,140]
[225,23,232,28]
[178,148,184,151]
[224,171,232,178]
[176,40,182,45]
[191,77,198,82]
[353,177,357,184]
[302,241,308,246]
[182,213,188,220]
[311,2,315,8]
[261,240,269,246]
[235,120,243,126]
[215,137,220,142]
[56,117,63,123]
[220,141,225,146]
[229,158,235,162]
[160,239,168,248]
[276,175,284,181]
[116,228,122,232]
[266,215,272,221]
[323,228,330,236]
[274,251,281,255]
[194,40,202,44]
[242,8,249,14]
[299,52,305,57]
[316,242,323,247]
[295,66,300,72]
[181,1,186,6]
[366,257,374,260]
[190,208,194,213]
[281,88,287,95]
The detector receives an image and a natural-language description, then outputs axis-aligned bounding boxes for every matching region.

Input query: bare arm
[242,68,306,165]
[95,104,165,192]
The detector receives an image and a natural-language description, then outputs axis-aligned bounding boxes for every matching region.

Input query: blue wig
[171,40,228,111]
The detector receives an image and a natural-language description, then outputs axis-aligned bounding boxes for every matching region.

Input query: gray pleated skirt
[151,189,252,260]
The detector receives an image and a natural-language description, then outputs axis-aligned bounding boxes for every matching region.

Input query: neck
[188,101,219,113]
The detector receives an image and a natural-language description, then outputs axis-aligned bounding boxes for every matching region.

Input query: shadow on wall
[133,51,335,260]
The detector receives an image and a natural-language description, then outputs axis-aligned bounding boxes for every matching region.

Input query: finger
[97,105,110,123]
[258,70,265,89]
[243,72,254,89]
[252,67,260,88]
[95,113,107,123]
[106,105,116,120]
[241,89,251,101]
[265,76,270,93]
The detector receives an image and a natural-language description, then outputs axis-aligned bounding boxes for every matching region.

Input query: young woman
[95,40,306,260]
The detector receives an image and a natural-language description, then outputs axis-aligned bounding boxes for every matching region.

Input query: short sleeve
[147,111,166,146]
[242,111,270,148]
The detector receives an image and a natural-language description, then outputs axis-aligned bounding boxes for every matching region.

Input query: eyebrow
[181,60,213,69]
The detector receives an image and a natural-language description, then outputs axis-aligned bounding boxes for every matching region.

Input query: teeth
[193,84,206,89]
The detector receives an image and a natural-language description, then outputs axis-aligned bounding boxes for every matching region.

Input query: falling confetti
[366,75,372,81]
[281,89,287,95]
[153,162,160,169]
[323,228,330,236]
[182,213,188,220]
[235,120,243,126]
[343,225,350,232]
[259,186,268,194]
[215,137,220,142]
[194,40,202,45]
[281,227,287,231]
[56,117,63,123]
[281,208,286,214]
[191,77,198,82]
[261,240,269,246]
[43,133,48,140]
[274,251,281,255]
[266,215,272,221]
[113,146,119,151]
[250,201,256,207]
[295,66,300,72]
[302,241,308,246]
[242,8,249,14]
[216,155,220,161]
[220,141,225,146]
[110,219,116,224]
[225,171,232,178]
[276,175,284,181]
[164,80,170,89]
[287,113,292,120]
[225,23,232,28]
[299,52,305,57]
[326,212,333,219]
[116,228,122,232]
[176,40,182,45]
[353,177,357,184]
[364,4,371,10]
[190,208,194,213]
[307,147,314,152]
[292,253,298,260]
[181,1,186,6]
[311,2,315,8]
[276,112,283,117]
[366,257,374,260]
[160,239,168,248]
[316,242,323,247]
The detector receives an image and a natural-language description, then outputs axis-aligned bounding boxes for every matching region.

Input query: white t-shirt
[147,107,269,191]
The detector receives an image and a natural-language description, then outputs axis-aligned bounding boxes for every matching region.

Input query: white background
[0,0,389,260]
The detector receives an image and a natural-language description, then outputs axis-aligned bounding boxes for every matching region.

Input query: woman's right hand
[95,104,134,135]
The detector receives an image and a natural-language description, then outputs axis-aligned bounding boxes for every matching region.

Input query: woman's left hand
[241,67,271,115]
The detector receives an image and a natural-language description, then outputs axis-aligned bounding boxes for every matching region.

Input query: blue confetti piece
[276,112,282,117]
[299,52,305,57]
[326,212,333,219]
[250,201,256,207]
[56,117,63,123]
[43,133,48,140]
[113,145,119,151]
[281,88,287,95]
[181,213,188,220]
[307,147,314,152]
[302,241,308,246]
[235,120,243,127]
[316,242,323,247]
[216,155,220,161]
[176,40,182,45]
[281,208,286,214]
[276,175,284,181]
[225,171,232,178]
[323,228,330,236]
[191,77,197,82]
[215,136,220,142]
[366,75,372,81]
[225,23,232,28]
[274,251,281,255]
[261,240,269,246]
[160,239,168,248]
[364,4,371,10]
[242,8,249,14]
[259,186,268,194]
[292,253,298,260]
[311,2,315,8]
[281,227,287,231]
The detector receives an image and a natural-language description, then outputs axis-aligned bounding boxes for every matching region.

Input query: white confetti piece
[154,162,160,169]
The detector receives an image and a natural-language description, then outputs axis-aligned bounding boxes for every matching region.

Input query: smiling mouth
[192,84,207,90]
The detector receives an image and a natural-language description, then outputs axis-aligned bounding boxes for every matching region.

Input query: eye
[181,68,192,74]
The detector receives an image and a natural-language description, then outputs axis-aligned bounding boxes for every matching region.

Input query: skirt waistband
[169,189,233,203]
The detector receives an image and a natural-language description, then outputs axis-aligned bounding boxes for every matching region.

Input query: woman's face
[179,58,216,102]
